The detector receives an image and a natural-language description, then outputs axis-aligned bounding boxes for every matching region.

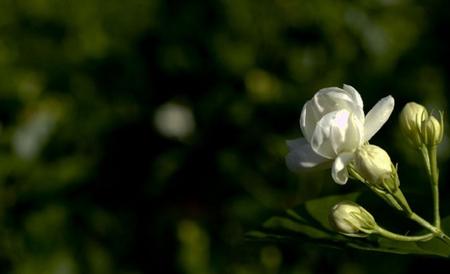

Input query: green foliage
[250,191,450,257]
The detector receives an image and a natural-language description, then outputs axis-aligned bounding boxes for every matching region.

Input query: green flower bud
[329,201,377,237]
[421,114,444,146]
[399,102,428,147]
[353,145,398,192]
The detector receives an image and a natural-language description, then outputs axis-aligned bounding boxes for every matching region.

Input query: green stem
[428,146,441,229]
[409,212,450,246]
[440,234,450,246]
[394,192,450,245]
[409,212,441,235]
[349,157,448,243]
[376,227,434,242]
[392,188,412,214]
[419,146,431,175]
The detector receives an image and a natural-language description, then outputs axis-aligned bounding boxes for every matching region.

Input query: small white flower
[399,102,444,147]
[329,201,377,237]
[399,102,428,147]
[286,84,394,184]
[353,144,395,188]
[421,115,444,146]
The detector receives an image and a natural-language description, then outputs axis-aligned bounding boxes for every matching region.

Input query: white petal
[300,101,319,142]
[286,137,308,150]
[316,87,365,122]
[314,87,354,111]
[343,84,364,109]
[331,152,354,185]
[329,110,351,154]
[311,110,363,158]
[364,95,395,142]
[311,111,341,159]
[285,138,328,171]
[300,87,366,142]
[340,112,364,152]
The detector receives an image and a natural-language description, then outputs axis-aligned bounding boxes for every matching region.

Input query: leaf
[263,216,332,239]
[415,216,450,257]
[303,192,360,230]
[246,230,297,242]
[248,191,450,257]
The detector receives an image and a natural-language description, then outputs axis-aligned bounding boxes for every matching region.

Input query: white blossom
[421,115,444,146]
[399,102,444,147]
[286,84,394,184]
[399,102,428,147]
[329,201,377,237]
[354,144,394,187]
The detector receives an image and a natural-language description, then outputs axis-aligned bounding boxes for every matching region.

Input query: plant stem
[394,192,450,245]
[420,145,431,175]
[376,227,434,242]
[408,212,450,246]
[428,146,441,229]
[419,145,441,229]
[440,234,450,246]
[389,188,447,240]
[409,212,441,235]
[392,188,412,214]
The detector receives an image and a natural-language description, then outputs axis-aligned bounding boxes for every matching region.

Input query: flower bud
[421,114,444,146]
[399,102,428,147]
[329,201,377,237]
[353,145,398,191]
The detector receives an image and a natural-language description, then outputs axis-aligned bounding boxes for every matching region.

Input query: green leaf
[415,216,450,257]
[263,216,332,239]
[248,191,450,257]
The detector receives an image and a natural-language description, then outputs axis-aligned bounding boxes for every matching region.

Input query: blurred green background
[1,0,450,273]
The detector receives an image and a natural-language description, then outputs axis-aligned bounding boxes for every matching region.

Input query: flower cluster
[399,102,444,147]
[285,85,449,242]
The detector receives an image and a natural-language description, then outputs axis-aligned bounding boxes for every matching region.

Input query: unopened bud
[399,102,428,147]
[329,201,377,237]
[353,145,398,191]
[421,114,444,146]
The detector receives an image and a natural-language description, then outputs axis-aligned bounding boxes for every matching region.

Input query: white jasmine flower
[399,102,444,147]
[286,84,394,184]
[421,115,444,146]
[329,201,377,237]
[353,144,396,190]
[399,102,428,147]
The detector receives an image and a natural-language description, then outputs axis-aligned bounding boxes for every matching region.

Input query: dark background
[1,0,450,273]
